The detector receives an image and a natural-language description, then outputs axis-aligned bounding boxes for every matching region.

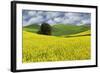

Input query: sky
[22,10,91,26]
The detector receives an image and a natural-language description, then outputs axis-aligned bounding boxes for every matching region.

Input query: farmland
[22,24,91,63]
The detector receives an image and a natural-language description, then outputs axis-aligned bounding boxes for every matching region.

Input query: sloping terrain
[23,31,91,63]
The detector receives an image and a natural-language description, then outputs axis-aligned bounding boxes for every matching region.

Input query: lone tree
[38,23,52,35]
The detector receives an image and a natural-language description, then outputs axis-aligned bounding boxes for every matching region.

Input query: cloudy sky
[22,10,91,26]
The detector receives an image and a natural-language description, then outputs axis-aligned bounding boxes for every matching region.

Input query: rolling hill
[23,24,90,36]
[22,24,91,63]
[62,30,91,38]
[23,31,90,63]
[23,24,40,33]
[52,24,90,36]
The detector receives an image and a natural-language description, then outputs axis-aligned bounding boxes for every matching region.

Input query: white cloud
[82,19,91,24]
[23,15,27,20]
[64,13,73,17]
[46,19,55,24]
[62,18,70,24]
[23,20,28,26]
[46,12,62,18]
[23,10,91,26]
[27,15,44,24]
[37,11,45,15]
[28,11,37,16]
[54,17,63,23]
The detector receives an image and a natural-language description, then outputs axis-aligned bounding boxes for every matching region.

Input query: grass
[52,24,90,36]
[62,30,91,37]
[22,31,91,63]
[23,24,40,33]
[23,24,90,36]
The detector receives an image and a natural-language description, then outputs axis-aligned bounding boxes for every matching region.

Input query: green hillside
[23,24,40,33]
[23,24,90,36]
[62,30,91,38]
[52,24,90,36]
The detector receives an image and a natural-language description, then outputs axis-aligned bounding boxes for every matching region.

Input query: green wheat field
[22,24,91,63]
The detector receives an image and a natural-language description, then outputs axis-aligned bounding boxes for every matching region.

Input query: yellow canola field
[22,31,91,63]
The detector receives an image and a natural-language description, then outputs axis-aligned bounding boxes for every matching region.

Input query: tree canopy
[38,23,52,35]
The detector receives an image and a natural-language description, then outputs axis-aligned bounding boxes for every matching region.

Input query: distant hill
[23,24,90,36]
[62,30,91,38]
[52,24,90,36]
[23,24,40,33]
